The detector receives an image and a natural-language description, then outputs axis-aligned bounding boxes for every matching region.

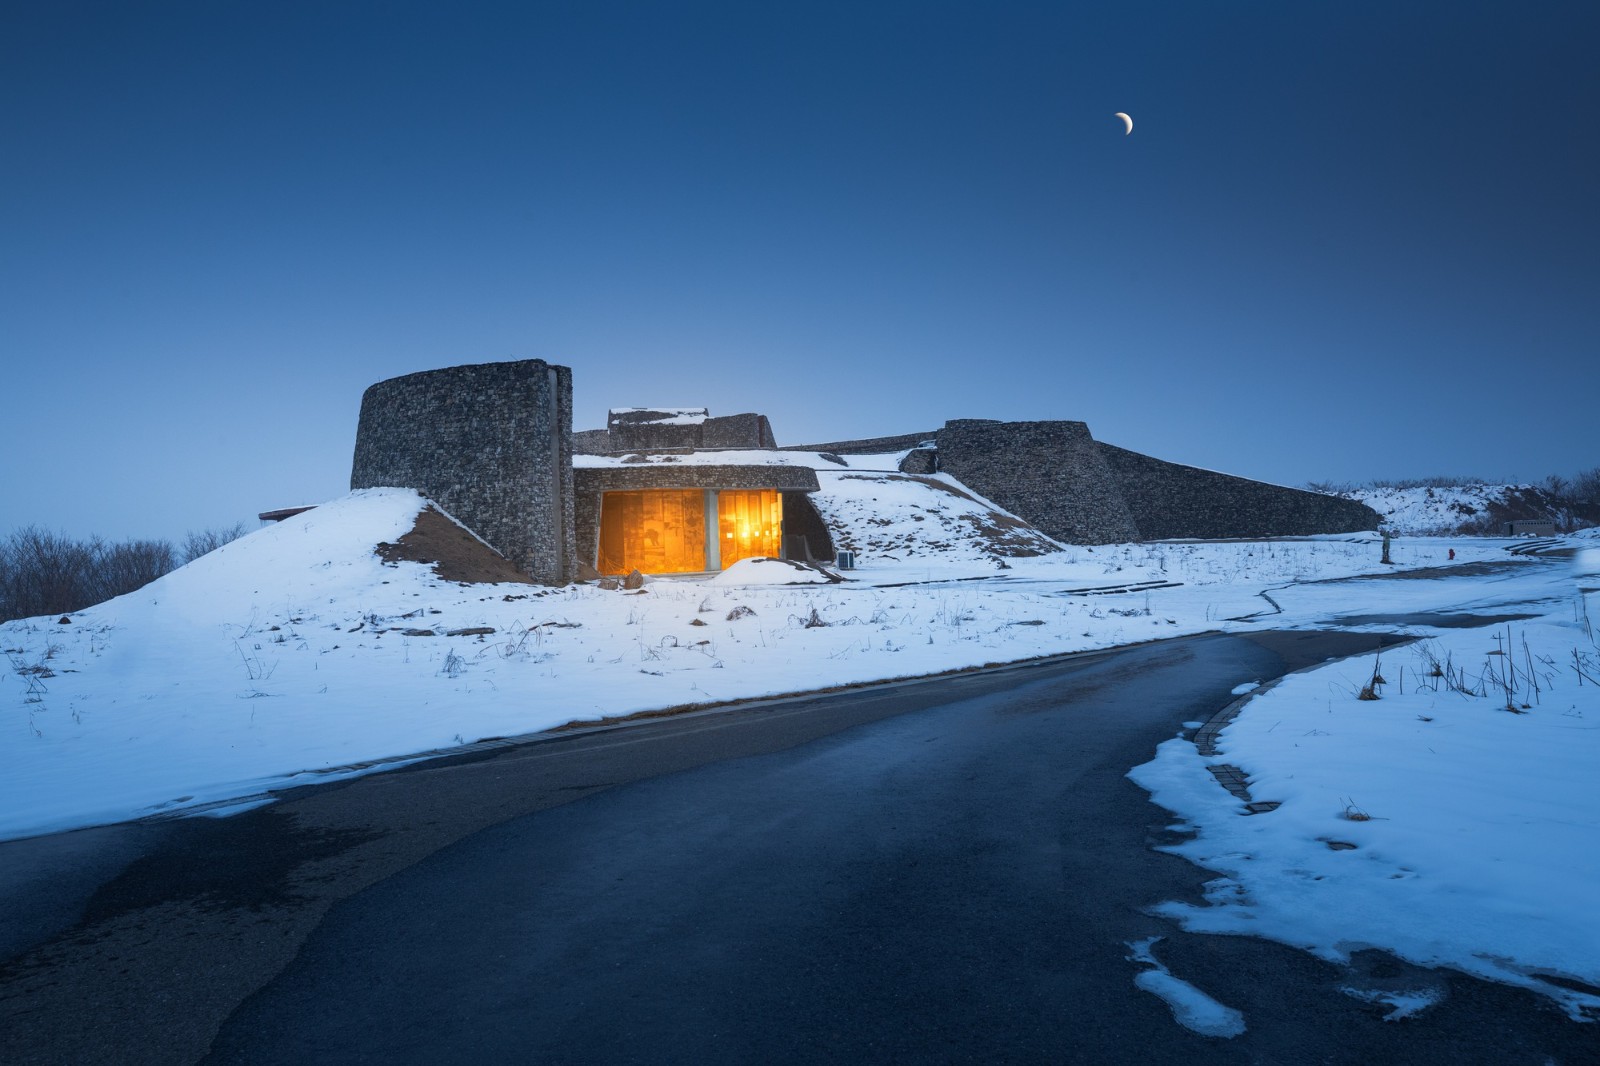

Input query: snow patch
[1339,985,1443,1021]
[1125,937,1246,1038]
[708,558,839,586]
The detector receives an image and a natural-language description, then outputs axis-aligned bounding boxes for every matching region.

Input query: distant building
[1504,520,1556,536]
[349,359,1381,584]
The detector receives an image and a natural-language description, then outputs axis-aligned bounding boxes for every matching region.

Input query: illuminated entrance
[597,489,783,575]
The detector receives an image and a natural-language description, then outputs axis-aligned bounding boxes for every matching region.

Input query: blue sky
[3,1,1595,543]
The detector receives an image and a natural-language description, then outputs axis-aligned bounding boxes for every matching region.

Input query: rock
[576,560,603,582]
[623,569,645,590]
[57,616,72,625]
[446,627,496,637]
[598,576,621,591]
[726,605,756,621]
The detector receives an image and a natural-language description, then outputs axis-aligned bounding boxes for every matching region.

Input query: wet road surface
[1,629,1590,1065]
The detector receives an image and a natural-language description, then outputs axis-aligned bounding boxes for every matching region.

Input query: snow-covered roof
[608,407,710,426]
[574,449,907,471]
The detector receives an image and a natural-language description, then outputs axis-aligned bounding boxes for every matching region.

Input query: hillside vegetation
[1307,470,1600,535]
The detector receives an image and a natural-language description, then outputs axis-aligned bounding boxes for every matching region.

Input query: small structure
[1504,520,1556,536]
[257,506,316,524]
[574,407,829,576]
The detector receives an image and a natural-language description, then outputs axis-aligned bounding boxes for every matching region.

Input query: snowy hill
[3,486,1490,841]
[6,487,1599,1018]
[1332,483,1597,535]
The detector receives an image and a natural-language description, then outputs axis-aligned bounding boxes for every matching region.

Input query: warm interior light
[718,490,781,568]
[597,488,783,574]
[597,490,706,575]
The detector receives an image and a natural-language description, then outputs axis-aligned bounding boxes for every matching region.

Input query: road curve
[1,630,1588,1065]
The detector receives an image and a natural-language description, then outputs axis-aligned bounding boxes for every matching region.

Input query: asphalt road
[1,629,1590,1065]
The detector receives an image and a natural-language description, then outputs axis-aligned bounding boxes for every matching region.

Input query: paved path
[1,630,1589,1065]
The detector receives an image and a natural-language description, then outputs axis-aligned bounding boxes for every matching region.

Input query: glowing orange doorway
[716,489,781,569]
[597,489,783,575]
[597,490,706,575]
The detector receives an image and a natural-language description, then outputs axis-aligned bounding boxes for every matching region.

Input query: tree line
[1307,468,1600,501]
[0,524,247,624]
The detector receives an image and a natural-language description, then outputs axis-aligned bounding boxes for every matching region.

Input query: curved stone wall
[351,359,575,584]
[935,420,1139,545]
[1096,443,1381,539]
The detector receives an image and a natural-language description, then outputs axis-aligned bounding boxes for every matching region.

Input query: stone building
[350,359,1380,584]
[798,420,1382,544]
[350,359,575,584]
[571,408,828,576]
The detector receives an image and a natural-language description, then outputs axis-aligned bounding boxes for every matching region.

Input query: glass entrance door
[716,489,781,568]
[597,490,707,574]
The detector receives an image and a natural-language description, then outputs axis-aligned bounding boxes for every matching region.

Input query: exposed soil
[375,507,534,585]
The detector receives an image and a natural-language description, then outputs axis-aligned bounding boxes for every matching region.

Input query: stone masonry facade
[936,420,1142,544]
[573,464,821,574]
[351,359,576,584]
[350,359,1379,585]
[580,409,777,454]
[1096,442,1379,539]
[805,421,1381,543]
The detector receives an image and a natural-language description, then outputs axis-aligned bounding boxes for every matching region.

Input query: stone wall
[702,413,776,449]
[897,447,938,475]
[1096,443,1382,539]
[935,420,1139,544]
[603,410,775,452]
[350,359,575,584]
[608,417,702,452]
[788,431,938,455]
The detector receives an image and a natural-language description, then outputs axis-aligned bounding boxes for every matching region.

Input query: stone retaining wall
[1097,442,1381,539]
[787,431,938,455]
[350,359,575,584]
[935,420,1139,544]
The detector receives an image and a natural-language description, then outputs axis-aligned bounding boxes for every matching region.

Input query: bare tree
[0,527,102,621]
[92,539,177,604]
[0,528,186,622]
[1572,467,1600,505]
[181,522,249,563]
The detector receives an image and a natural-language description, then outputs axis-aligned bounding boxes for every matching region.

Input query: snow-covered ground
[1133,545,1600,1022]
[1333,482,1595,536]
[1336,483,1525,534]
[3,486,1596,1022]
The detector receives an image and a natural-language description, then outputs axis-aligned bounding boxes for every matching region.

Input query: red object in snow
[1448,548,1456,560]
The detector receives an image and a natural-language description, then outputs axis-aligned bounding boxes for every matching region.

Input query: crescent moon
[1114,112,1133,135]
